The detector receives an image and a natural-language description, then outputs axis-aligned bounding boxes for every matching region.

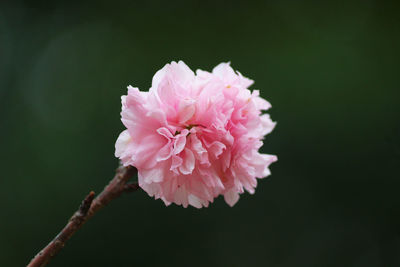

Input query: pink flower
[115,61,277,208]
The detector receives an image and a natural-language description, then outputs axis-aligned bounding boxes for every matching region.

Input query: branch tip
[79,191,95,215]
[124,182,140,192]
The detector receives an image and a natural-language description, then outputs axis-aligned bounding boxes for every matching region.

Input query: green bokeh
[1,1,399,266]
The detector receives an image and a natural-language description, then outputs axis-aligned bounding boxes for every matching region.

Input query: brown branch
[27,164,139,267]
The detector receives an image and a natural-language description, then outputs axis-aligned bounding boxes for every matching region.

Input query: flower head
[115,61,277,208]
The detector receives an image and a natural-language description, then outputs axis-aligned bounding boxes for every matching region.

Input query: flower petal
[179,148,195,175]
[224,190,240,207]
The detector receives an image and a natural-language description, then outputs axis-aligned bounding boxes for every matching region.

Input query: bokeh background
[1,0,400,266]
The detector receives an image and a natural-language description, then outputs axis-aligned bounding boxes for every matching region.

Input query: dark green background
[1,1,399,266]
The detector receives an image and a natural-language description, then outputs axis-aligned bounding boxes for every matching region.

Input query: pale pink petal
[260,114,276,136]
[115,130,131,159]
[179,148,195,175]
[173,137,186,155]
[188,194,209,209]
[139,165,165,183]
[156,127,173,139]
[224,190,240,207]
[170,155,183,170]
[157,142,173,162]
[178,98,196,124]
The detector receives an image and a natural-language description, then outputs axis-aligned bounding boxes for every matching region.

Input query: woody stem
[27,164,139,267]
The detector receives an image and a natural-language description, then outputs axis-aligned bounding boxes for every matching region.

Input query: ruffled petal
[179,148,195,175]
[224,190,240,207]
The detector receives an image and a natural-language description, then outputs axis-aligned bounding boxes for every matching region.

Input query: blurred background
[1,0,399,266]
